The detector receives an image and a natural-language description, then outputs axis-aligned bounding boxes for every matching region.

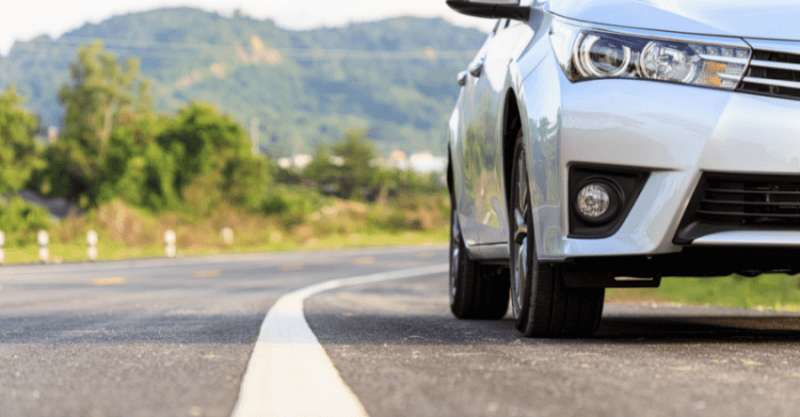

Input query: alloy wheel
[510,148,531,319]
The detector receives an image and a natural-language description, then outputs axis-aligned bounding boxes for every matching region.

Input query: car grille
[739,49,800,100]
[675,173,800,244]
[693,174,800,226]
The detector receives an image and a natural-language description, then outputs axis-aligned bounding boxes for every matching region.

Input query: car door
[455,20,504,248]
[467,19,528,245]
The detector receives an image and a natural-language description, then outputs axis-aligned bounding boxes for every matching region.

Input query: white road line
[231,264,449,417]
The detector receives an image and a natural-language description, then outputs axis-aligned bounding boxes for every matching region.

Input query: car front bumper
[524,54,800,262]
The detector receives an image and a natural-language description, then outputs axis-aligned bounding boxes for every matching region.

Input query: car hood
[548,0,800,41]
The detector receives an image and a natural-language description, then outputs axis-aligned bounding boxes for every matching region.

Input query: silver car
[446,0,800,337]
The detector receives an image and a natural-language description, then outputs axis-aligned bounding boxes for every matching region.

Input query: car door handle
[468,58,485,78]
[457,71,468,86]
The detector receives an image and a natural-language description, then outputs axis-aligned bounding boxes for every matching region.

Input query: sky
[0,0,492,53]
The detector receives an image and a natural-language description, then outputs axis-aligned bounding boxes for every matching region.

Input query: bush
[0,197,51,245]
[262,185,326,226]
[366,195,449,231]
[304,130,380,200]
[91,200,161,246]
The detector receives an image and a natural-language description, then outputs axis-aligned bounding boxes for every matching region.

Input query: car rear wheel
[509,134,605,338]
[449,205,510,320]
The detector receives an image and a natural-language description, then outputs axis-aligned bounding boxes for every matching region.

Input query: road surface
[1,246,800,417]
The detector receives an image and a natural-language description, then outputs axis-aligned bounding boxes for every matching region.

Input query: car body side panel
[448,97,476,248]
[452,33,495,248]
[454,20,535,254]
[464,36,505,246]
[477,20,537,246]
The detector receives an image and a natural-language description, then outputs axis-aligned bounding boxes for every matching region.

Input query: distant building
[377,150,446,174]
[387,149,409,170]
[279,150,445,174]
[408,152,447,174]
[278,154,313,170]
[277,158,292,169]
[294,154,313,169]
[330,156,345,167]
[47,126,59,143]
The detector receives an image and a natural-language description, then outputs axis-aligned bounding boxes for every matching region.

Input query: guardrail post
[87,230,99,262]
[0,231,5,266]
[164,230,177,259]
[221,227,234,246]
[37,230,49,264]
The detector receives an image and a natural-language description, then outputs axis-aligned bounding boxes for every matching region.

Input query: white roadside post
[0,231,5,266]
[221,227,235,246]
[37,230,49,264]
[87,230,99,262]
[164,229,177,259]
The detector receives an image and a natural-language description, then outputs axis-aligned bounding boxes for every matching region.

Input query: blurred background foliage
[0,42,448,259]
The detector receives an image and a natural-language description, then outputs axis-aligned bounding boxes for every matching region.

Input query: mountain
[0,8,486,156]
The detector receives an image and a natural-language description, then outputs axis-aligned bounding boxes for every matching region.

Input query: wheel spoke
[517,163,528,211]
[513,171,531,246]
[514,209,528,244]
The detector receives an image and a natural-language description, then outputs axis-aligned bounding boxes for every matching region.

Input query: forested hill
[0,8,486,156]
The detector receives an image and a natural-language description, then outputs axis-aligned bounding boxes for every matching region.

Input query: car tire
[449,205,510,320]
[509,134,605,338]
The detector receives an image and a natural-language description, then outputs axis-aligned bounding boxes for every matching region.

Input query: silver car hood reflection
[548,0,800,40]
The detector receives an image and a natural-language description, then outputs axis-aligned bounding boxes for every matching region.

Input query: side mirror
[446,0,531,21]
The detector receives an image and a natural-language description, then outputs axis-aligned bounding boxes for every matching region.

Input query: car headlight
[550,19,752,90]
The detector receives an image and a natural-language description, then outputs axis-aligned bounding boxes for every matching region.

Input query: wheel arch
[501,89,524,212]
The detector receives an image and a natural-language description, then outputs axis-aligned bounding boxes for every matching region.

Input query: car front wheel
[509,134,605,338]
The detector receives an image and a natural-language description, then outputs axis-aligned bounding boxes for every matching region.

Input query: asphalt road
[2,246,800,417]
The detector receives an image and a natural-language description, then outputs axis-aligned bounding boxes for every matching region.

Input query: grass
[609,274,800,311]
[0,229,448,265]
[0,195,450,265]
[9,198,798,314]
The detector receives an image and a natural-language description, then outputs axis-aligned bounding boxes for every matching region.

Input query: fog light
[576,182,618,223]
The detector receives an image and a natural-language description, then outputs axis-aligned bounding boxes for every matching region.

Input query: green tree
[108,140,180,211]
[305,130,378,200]
[222,156,271,211]
[41,42,153,206]
[0,88,41,195]
[59,41,151,145]
[158,103,251,189]
[157,102,270,211]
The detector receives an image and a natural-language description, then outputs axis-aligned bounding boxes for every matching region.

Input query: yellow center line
[280,264,305,272]
[352,257,376,266]
[193,270,222,279]
[92,277,127,286]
